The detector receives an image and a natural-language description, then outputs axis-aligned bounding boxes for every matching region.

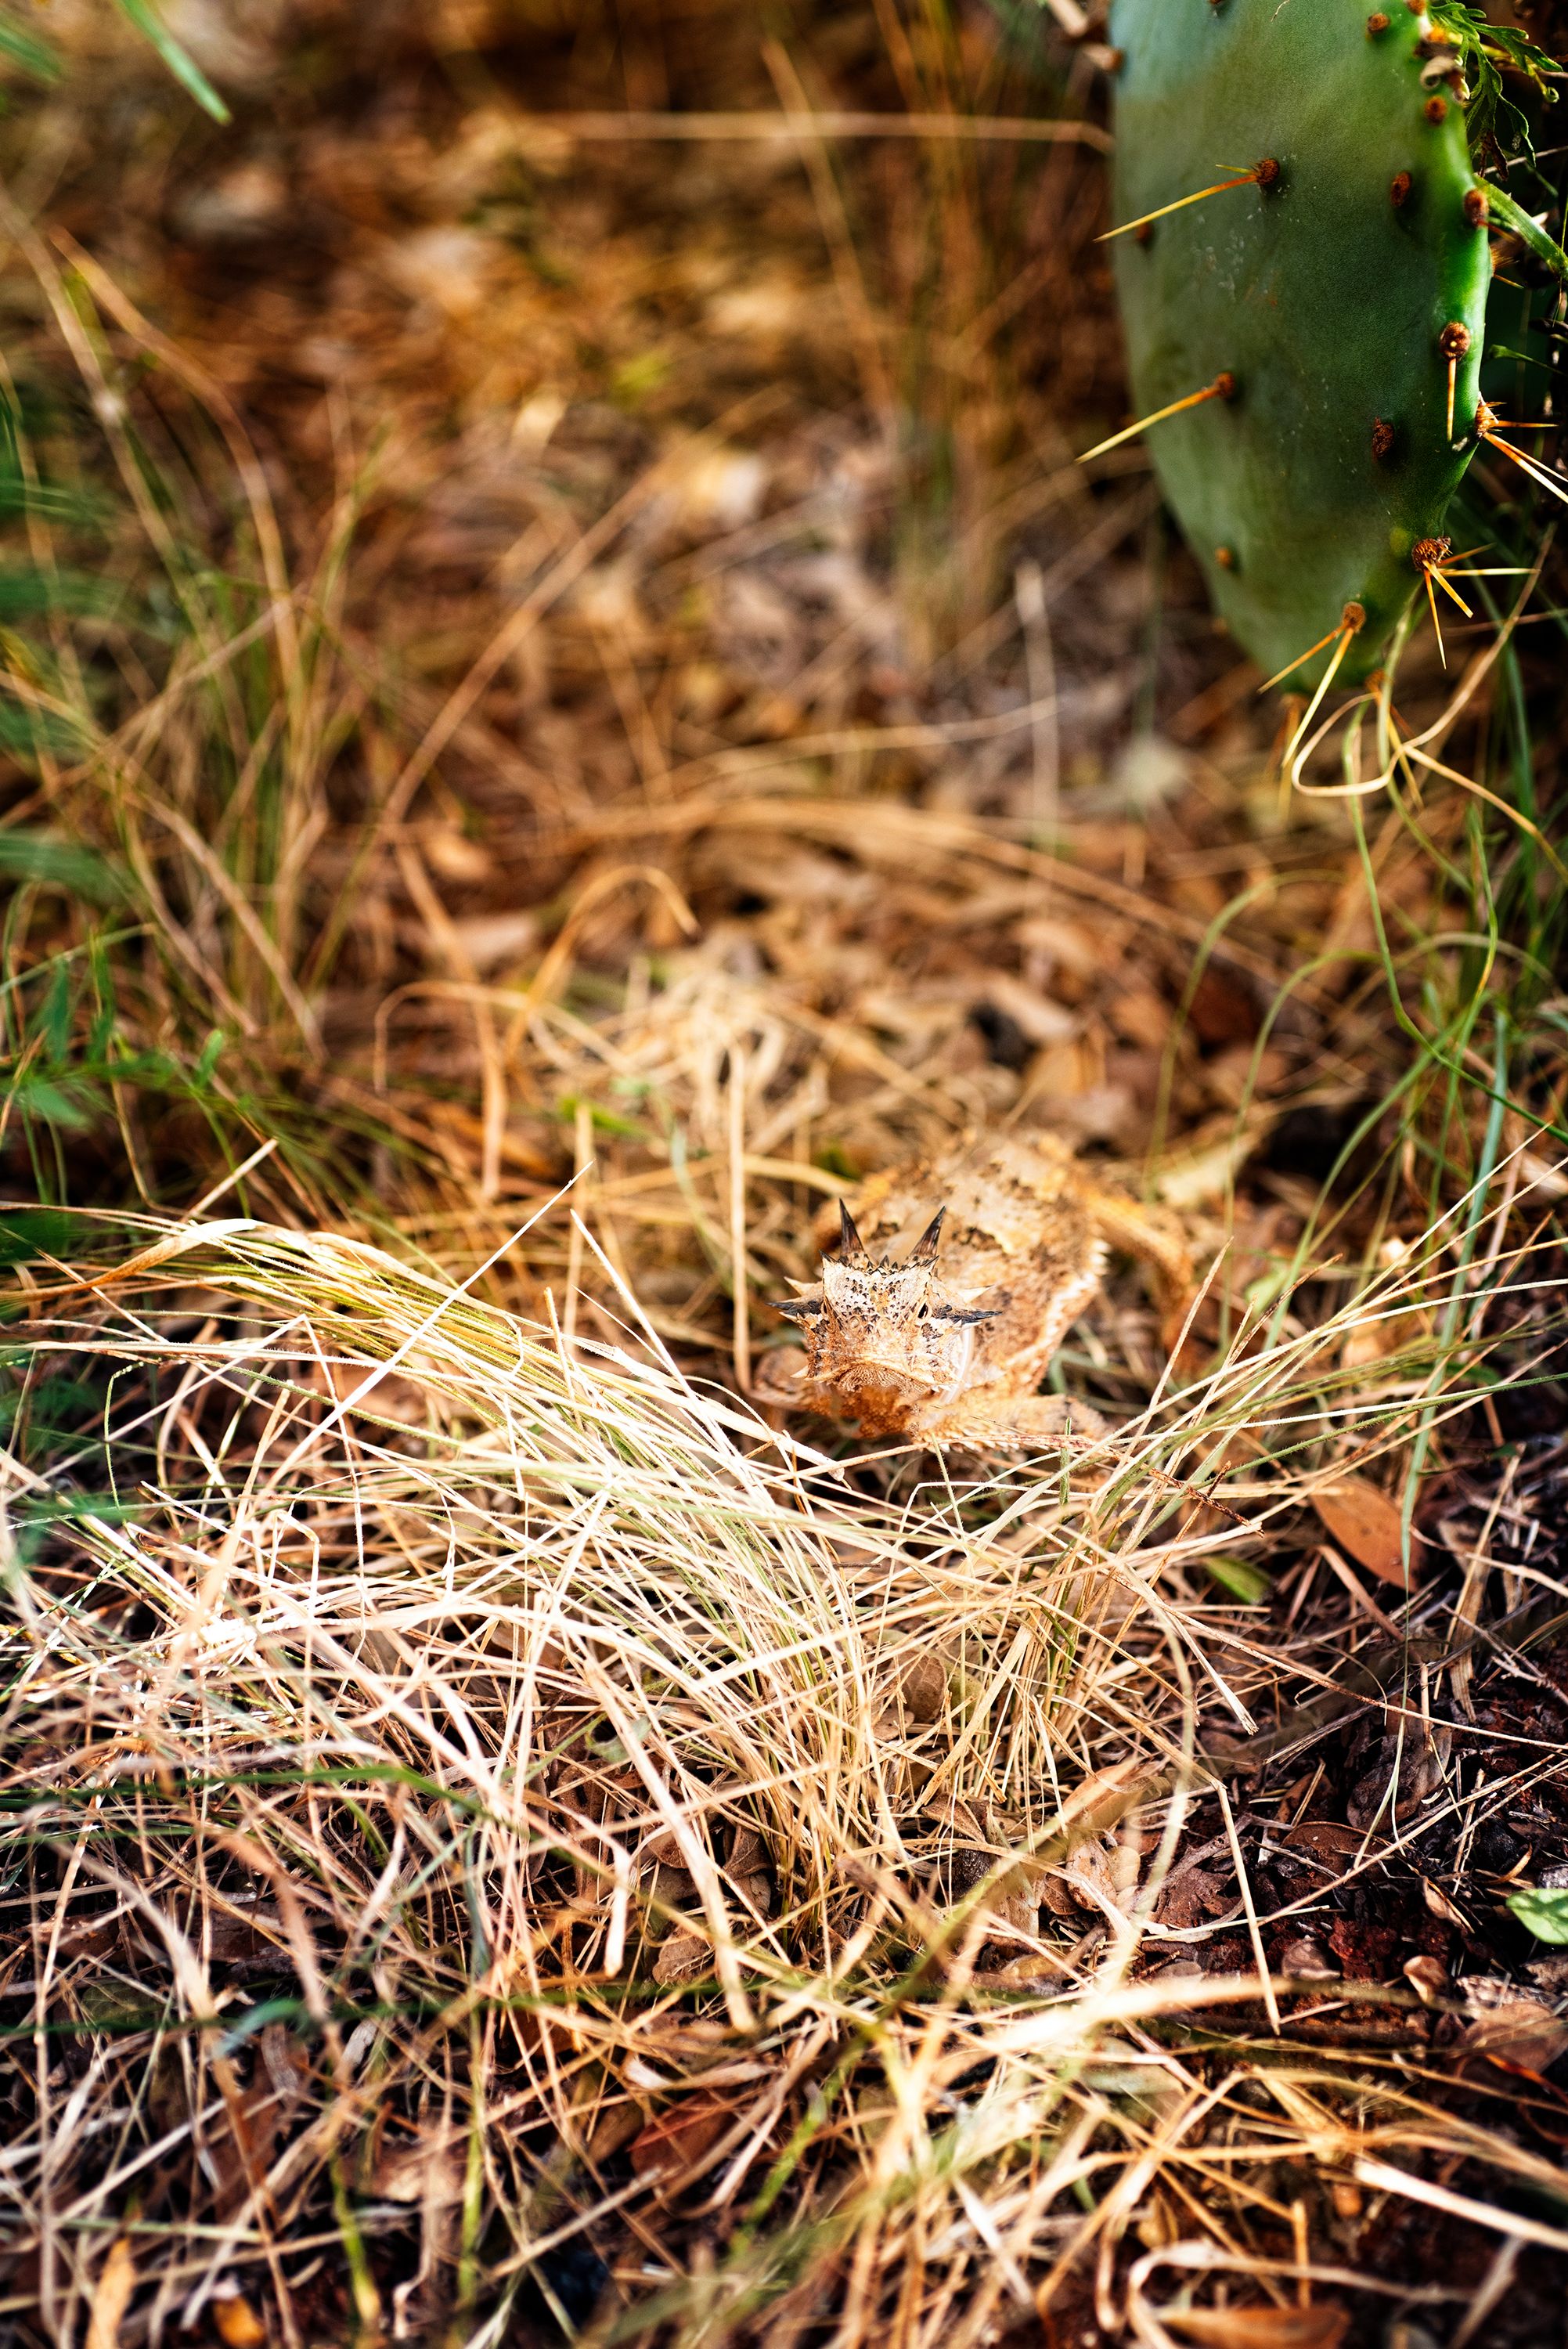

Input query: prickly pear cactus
[1105,0,1491,684]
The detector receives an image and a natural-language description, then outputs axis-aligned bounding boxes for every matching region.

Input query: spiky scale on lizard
[757,1134,1191,1454]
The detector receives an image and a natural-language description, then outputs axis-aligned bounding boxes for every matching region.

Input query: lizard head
[773,1203,997,1409]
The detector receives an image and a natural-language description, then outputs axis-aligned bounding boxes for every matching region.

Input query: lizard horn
[837,1200,868,1261]
[909,1206,946,1266]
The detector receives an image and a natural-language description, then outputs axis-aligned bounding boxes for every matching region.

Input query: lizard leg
[750,1348,891,1431]
[750,1346,816,1409]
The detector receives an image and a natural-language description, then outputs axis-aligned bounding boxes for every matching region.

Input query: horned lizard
[759,1134,1191,1452]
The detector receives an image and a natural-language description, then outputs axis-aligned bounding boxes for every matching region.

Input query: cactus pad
[1105,0,1491,684]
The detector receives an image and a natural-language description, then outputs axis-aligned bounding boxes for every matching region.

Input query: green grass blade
[0,5,60,83]
[0,832,128,904]
[1487,184,1568,286]
[110,0,231,122]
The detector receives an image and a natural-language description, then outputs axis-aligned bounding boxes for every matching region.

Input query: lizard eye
[917,1304,928,1319]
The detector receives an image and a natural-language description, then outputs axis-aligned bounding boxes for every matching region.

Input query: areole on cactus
[1103,0,1494,686]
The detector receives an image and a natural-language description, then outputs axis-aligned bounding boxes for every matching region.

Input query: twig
[520,109,1109,150]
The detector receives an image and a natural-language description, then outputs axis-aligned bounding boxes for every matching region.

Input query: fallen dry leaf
[1282,1820,1364,1861]
[1275,1934,1340,1980]
[653,1932,711,1986]
[629,2094,730,2185]
[732,1867,775,1917]
[1403,1954,1448,2005]
[726,1823,769,1876]
[1422,1875,1470,1928]
[899,1652,947,1723]
[1346,1733,1442,1830]
[1457,1983,1568,2072]
[373,2127,465,2206]
[1161,2304,1350,2347]
[85,2237,136,2349]
[1311,1477,1410,1586]
[211,2286,269,2349]
[1042,1870,1080,1918]
[1187,967,1259,1046]
[1154,1864,1233,1929]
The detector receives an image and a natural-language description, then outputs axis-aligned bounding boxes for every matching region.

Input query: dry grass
[5,1195,1568,2344]
[3,2,1568,2343]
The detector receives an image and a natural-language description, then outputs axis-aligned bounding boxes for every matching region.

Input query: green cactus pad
[1105,0,1491,684]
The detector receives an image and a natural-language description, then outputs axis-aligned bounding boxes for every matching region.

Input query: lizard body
[762,1134,1191,1452]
